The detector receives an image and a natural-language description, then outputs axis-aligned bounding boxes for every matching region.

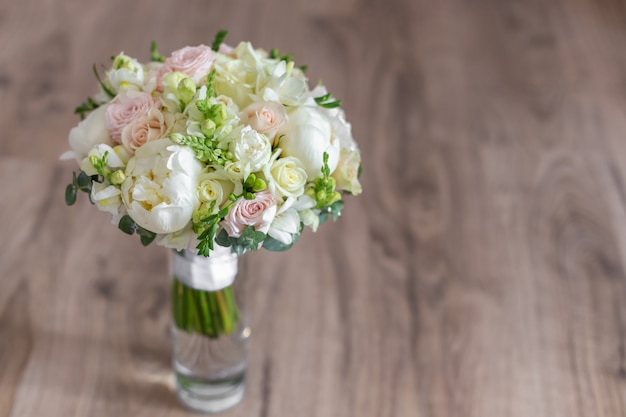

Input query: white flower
[292,195,319,232]
[332,149,362,195]
[79,144,127,176]
[268,207,301,244]
[230,126,272,179]
[155,223,199,251]
[277,106,340,179]
[263,152,307,199]
[62,105,113,161]
[106,53,145,92]
[121,138,202,234]
[91,182,122,215]
[197,169,236,208]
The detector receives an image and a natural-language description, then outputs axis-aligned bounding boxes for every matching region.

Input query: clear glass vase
[170,248,249,413]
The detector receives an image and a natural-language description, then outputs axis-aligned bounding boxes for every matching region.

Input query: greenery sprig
[150,41,166,62]
[211,30,229,52]
[194,174,267,256]
[169,133,232,165]
[74,97,100,120]
[118,215,157,246]
[93,64,115,99]
[269,48,308,73]
[314,92,342,109]
[65,171,98,206]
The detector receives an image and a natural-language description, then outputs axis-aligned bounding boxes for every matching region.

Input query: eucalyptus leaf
[118,215,136,235]
[65,184,77,206]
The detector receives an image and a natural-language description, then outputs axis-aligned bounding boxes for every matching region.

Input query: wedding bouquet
[62,31,362,337]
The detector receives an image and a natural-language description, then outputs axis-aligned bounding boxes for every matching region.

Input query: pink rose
[242,101,287,141]
[222,191,277,237]
[121,108,166,153]
[105,92,160,143]
[159,45,215,87]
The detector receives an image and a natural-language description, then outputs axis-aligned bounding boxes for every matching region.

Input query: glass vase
[170,248,249,413]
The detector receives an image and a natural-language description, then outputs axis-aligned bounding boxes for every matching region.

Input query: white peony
[121,138,202,234]
[62,105,113,161]
[277,106,340,179]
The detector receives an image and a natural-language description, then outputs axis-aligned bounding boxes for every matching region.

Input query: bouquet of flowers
[62,31,362,337]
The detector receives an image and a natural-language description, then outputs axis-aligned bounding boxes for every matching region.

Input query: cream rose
[277,106,340,179]
[197,169,236,208]
[160,45,215,86]
[332,149,362,195]
[63,105,113,161]
[263,154,307,199]
[121,108,166,153]
[222,191,277,237]
[105,91,160,143]
[242,101,287,140]
[121,138,202,234]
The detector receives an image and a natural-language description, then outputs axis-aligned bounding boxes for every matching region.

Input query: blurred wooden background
[3,0,626,416]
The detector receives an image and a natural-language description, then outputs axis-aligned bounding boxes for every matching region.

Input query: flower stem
[172,277,240,338]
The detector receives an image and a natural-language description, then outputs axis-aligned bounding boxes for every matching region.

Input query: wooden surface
[2,0,626,415]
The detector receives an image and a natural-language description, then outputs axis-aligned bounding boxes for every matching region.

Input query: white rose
[91,182,122,215]
[263,153,307,199]
[230,126,272,179]
[197,169,236,208]
[121,138,202,234]
[332,149,362,195]
[63,105,113,161]
[277,106,340,179]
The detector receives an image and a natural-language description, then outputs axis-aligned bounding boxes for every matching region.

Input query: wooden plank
[1,0,626,415]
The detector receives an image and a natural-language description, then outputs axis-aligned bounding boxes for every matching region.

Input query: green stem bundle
[171,277,240,338]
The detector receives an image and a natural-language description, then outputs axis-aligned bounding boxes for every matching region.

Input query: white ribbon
[172,246,238,292]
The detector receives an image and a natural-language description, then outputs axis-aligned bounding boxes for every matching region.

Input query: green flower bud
[162,72,187,93]
[110,170,126,185]
[112,53,138,71]
[177,77,197,105]
[201,119,217,137]
[252,178,267,192]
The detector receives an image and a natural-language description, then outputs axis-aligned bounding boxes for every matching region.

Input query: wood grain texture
[2,0,626,415]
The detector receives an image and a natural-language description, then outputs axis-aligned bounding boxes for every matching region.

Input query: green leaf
[65,183,77,206]
[314,92,342,109]
[150,41,166,62]
[330,200,344,221]
[140,232,157,246]
[118,215,136,235]
[76,171,94,192]
[74,97,100,120]
[211,30,229,52]
[262,233,300,252]
[215,229,232,247]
